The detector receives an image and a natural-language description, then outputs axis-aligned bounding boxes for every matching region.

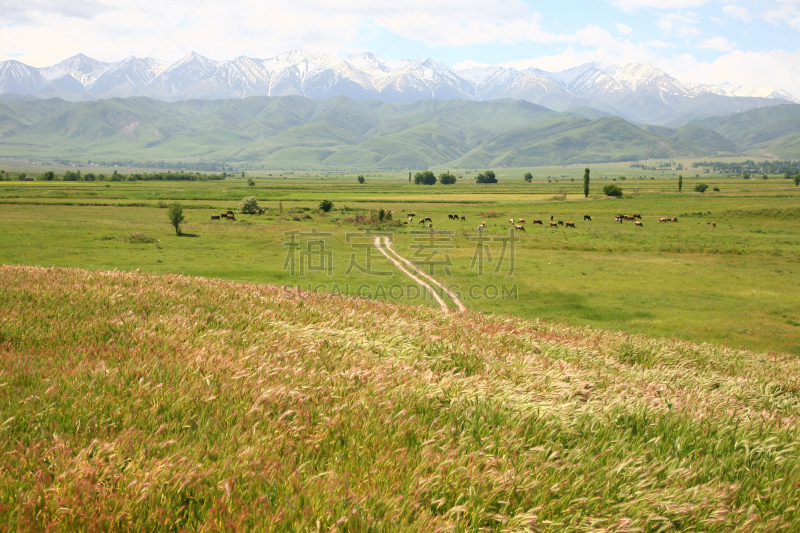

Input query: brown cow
[558,220,564,226]
[514,224,525,232]
[633,214,641,219]
[659,218,667,223]
[227,214,236,220]
[407,213,416,217]
[565,222,575,228]
[533,219,543,225]
[227,210,234,216]
[425,217,432,223]
[671,217,678,222]
[418,218,425,225]
[461,216,466,221]
[518,218,525,224]
[635,221,643,227]
[211,215,220,220]
[624,215,635,221]
[550,221,558,227]
[712,222,716,228]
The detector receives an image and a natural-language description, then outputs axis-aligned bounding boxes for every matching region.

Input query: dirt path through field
[374,236,466,313]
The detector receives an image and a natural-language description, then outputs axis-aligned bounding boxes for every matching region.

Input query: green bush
[319,199,334,212]
[248,178,255,186]
[476,170,497,184]
[357,175,365,184]
[239,196,260,213]
[438,172,457,185]
[603,184,623,197]
[523,172,532,182]
[694,183,709,193]
[713,187,720,192]
[414,171,436,185]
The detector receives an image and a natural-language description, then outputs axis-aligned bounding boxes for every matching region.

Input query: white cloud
[698,36,737,51]
[661,48,800,98]
[608,0,711,11]
[615,22,633,35]
[764,2,800,29]
[659,12,700,36]
[722,4,750,21]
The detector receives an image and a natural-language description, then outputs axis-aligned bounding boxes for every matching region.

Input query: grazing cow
[671,217,678,222]
[425,217,432,223]
[227,214,236,220]
[659,218,667,223]
[211,215,220,220]
[633,214,642,219]
[220,213,228,218]
[615,217,623,224]
[461,216,466,221]
[635,221,643,227]
[583,215,592,221]
[407,213,416,217]
[533,219,543,225]
[251,209,257,214]
[712,222,716,228]
[550,221,558,227]
[509,218,514,225]
[565,222,575,228]
[227,210,234,216]
[558,220,564,226]
[624,215,635,221]
[551,215,554,221]
[448,214,454,220]
[477,222,486,231]
[419,218,425,225]
[402,221,408,225]
[408,217,414,223]
[428,223,433,229]
[518,218,525,224]
[515,224,525,232]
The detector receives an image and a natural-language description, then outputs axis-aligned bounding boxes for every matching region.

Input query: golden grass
[1,265,799,531]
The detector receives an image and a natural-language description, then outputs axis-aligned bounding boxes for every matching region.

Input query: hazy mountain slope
[0,95,748,167]
[690,104,800,149]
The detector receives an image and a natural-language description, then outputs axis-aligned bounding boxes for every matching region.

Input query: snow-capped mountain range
[0,51,796,125]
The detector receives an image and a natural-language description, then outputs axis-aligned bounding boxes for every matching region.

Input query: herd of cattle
[404,212,689,232]
[211,208,703,230]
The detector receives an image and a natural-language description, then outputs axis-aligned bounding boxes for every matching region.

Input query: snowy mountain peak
[0,52,796,122]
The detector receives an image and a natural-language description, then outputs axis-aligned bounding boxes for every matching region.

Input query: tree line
[0,170,227,182]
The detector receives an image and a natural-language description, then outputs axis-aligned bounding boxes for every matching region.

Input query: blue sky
[1,0,798,94]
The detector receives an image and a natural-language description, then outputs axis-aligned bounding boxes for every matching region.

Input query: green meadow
[1,159,798,355]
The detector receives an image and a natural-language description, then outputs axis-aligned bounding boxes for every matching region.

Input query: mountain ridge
[0,51,795,126]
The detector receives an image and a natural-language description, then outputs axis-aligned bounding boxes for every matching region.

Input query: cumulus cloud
[698,36,737,51]
[659,12,700,36]
[607,0,711,11]
[722,4,750,21]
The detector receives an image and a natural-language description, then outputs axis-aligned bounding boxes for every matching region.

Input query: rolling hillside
[1,96,798,167]
[2,265,799,530]
[0,96,714,167]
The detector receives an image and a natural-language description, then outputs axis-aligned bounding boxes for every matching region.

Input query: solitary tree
[168,202,185,234]
[583,168,590,197]
[414,171,436,185]
[794,174,800,187]
[357,175,365,184]
[438,172,457,184]
[476,170,497,183]
[248,178,255,186]
[678,174,683,192]
[603,184,623,197]
[319,199,334,212]
[524,172,533,182]
[694,183,709,193]
[408,172,412,182]
[239,196,259,213]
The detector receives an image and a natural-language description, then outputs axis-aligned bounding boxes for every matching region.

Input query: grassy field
[1,265,799,531]
[1,160,798,355]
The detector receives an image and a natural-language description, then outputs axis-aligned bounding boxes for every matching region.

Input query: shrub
[795,174,800,187]
[248,178,255,186]
[239,196,260,213]
[438,172,457,185]
[124,232,155,244]
[357,175,365,184]
[414,171,436,185]
[603,184,623,197]
[762,175,768,180]
[694,183,709,193]
[524,172,532,182]
[713,187,720,192]
[319,199,334,212]
[476,170,497,183]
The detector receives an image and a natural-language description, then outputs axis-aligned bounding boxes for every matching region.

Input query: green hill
[0,95,753,167]
[690,104,800,153]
